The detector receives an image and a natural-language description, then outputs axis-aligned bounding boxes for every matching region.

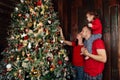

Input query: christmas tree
[0,0,73,80]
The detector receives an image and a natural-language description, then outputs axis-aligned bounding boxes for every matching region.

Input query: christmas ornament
[16,56,20,61]
[60,40,64,43]
[50,64,55,71]
[37,0,42,6]
[58,60,62,65]
[27,22,33,27]
[31,67,41,77]
[15,7,19,12]
[48,20,52,24]
[18,14,22,17]
[6,64,12,69]
[24,35,29,40]
[23,40,28,47]
[20,0,24,3]
[6,64,12,71]
[28,42,32,49]
[64,56,69,61]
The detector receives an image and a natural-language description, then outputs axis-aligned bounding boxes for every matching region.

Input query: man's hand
[81,47,89,56]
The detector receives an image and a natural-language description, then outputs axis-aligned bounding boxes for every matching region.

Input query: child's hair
[75,39,78,46]
[86,10,98,19]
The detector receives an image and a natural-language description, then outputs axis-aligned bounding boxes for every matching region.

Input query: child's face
[76,33,82,40]
[86,13,94,22]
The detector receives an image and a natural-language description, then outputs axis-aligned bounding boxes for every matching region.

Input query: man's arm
[82,48,107,63]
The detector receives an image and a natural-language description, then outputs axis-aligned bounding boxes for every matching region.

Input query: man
[81,26,107,80]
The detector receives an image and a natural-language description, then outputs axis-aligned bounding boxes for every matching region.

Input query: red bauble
[37,0,42,6]
[24,35,29,40]
[58,60,62,65]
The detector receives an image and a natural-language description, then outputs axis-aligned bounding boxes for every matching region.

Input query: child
[84,10,102,60]
[58,26,84,80]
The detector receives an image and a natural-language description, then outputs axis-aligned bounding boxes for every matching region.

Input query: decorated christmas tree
[0,0,73,80]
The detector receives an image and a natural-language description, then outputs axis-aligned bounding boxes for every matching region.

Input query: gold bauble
[44,14,48,18]
[27,22,33,27]
[23,40,28,47]
[13,72,18,77]
[31,69,41,77]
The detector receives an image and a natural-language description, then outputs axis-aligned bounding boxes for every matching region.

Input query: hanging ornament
[58,60,62,65]
[10,35,15,40]
[21,33,26,38]
[20,0,24,3]
[18,14,22,17]
[28,42,32,49]
[23,40,28,47]
[15,7,19,12]
[44,14,48,18]
[31,67,41,77]
[60,40,64,43]
[27,22,33,28]
[48,20,52,24]
[64,56,69,61]
[25,18,28,21]
[6,64,12,71]
[16,56,20,61]
[24,35,29,40]
[37,0,42,7]
[50,64,55,71]
[13,72,18,77]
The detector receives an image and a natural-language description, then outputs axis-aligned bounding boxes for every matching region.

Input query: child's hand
[88,23,92,27]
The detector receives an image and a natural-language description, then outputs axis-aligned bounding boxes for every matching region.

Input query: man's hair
[83,25,92,32]
[86,26,92,32]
